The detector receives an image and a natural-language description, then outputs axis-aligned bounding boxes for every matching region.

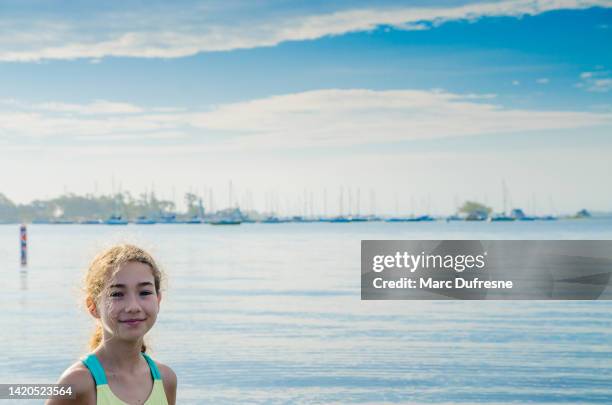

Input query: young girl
[47,244,177,405]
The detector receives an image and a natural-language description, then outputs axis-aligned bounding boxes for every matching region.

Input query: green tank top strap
[82,353,108,385]
[141,353,162,380]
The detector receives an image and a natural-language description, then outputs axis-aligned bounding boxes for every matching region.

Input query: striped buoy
[20,224,27,266]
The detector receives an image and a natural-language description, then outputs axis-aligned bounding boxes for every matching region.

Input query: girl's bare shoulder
[45,362,96,404]
[154,360,177,404]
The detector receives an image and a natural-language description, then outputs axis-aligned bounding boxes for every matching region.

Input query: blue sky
[0,1,611,215]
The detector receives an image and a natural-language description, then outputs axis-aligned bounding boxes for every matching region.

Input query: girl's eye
[110,292,123,298]
[140,291,153,296]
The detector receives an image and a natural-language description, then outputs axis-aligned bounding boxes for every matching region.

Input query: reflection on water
[1,221,612,404]
[19,269,28,312]
[20,268,28,291]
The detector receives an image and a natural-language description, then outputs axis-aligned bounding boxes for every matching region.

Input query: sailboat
[210,215,242,225]
[210,207,243,225]
[135,216,156,224]
[105,215,128,225]
[510,208,535,221]
[80,219,103,224]
[106,190,128,225]
[185,198,205,224]
[157,212,178,224]
[329,187,351,222]
[489,180,514,222]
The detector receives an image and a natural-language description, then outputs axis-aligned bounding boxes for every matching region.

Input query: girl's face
[95,261,161,343]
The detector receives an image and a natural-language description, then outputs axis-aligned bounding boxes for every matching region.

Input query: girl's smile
[120,318,146,326]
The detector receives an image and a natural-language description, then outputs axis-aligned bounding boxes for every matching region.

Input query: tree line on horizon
[0,190,500,224]
[0,191,204,223]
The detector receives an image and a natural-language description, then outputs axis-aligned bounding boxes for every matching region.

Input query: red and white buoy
[20,224,27,266]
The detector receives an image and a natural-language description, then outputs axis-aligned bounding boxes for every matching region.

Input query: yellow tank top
[82,353,168,405]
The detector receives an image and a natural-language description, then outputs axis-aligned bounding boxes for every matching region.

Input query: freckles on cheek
[100,299,118,319]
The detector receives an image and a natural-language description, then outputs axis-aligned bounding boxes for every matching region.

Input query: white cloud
[188,89,612,148]
[589,79,612,92]
[512,80,520,85]
[536,78,550,84]
[0,1,610,61]
[2,89,611,149]
[577,70,612,93]
[38,100,143,114]
[0,98,144,114]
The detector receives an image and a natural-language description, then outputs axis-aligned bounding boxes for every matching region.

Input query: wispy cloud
[576,70,612,93]
[0,0,609,61]
[39,100,143,114]
[1,99,143,114]
[2,89,611,149]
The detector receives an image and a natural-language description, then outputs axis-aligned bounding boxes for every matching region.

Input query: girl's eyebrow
[109,281,154,289]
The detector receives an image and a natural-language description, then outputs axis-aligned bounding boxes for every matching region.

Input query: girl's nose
[125,293,143,312]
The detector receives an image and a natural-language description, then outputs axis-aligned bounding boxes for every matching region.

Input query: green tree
[458,201,492,216]
[184,192,199,217]
[0,193,19,222]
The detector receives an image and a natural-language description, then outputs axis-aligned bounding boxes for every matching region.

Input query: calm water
[1,220,612,404]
